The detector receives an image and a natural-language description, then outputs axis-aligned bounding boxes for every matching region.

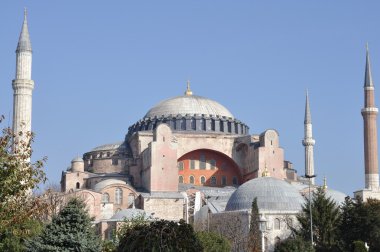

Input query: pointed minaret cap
[16,8,32,52]
[364,43,374,87]
[304,89,312,124]
[184,80,193,96]
[322,176,328,191]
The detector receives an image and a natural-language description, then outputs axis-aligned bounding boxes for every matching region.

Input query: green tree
[249,197,261,252]
[340,197,380,252]
[274,236,315,252]
[0,119,47,250]
[196,231,230,252]
[352,241,368,252]
[27,197,101,252]
[296,187,341,251]
[117,219,202,252]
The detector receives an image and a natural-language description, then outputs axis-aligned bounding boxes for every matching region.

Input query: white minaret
[302,91,316,184]
[12,9,34,141]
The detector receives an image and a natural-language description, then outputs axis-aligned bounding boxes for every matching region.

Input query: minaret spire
[12,9,34,147]
[361,44,379,189]
[302,90,316,184]
[16,8,32,53]
[184,80,193,96]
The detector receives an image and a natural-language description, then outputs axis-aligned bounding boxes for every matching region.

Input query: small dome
[71,157,83,163]
[145,95,234,119]
[91,142,125,152]
[225,177,305,212]
[93,179,128,192]
[111,209,151,221]
[325,188,347,205]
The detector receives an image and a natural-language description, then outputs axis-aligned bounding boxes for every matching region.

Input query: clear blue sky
[1,1,379,196]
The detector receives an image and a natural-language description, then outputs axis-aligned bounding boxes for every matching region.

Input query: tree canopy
[117,218,202,252]
[0,119,46,250]
[27,197,101,252]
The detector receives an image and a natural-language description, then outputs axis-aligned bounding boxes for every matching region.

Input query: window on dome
[202,119,206,130]
[235,123,238,134]
[228,122,231,132]
[200,154,206,170]
[189,176,195,184]
[200,176,206,185]
[221,176,227,186]
[211,176,217,186]
[179,176,184,183]
[178,161,184,170]
[211,120,215,131]
[181,118,186,130]
[220,122,224,132]
[102,193,110,203]
[115,188,123,204]
[274,218,281,230]
[191,119,196,130]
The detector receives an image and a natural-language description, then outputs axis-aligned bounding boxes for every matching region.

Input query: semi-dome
[145,95,234,119]
[225,177,305,212]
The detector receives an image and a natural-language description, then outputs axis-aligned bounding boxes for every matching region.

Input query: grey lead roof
[144,95,234,119]
[225,177,305,212]
[16,9,32,52]
[365,44,374,87]
[304,90,312,124]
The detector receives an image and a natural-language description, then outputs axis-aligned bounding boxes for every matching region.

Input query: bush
[196,231,230,252]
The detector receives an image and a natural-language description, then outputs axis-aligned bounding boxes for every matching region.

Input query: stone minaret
[12,9,34,140]
[362,45,379,189]
[302,91,315,184]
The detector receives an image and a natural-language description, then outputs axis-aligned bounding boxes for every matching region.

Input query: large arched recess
[177,149,242,187]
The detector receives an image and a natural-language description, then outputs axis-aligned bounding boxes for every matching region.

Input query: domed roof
[225,177,305,212]
[93,179,128,192]
[91,142,125,152]
[325,189,347,205]
[71,156,83,162]
[145,95,234,119]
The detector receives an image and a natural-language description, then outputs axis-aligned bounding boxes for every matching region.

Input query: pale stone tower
[361,45,379,190]
[302,91,315,184]
[12,9,34,138]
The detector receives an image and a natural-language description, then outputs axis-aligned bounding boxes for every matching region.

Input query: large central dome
[145,95,234,119]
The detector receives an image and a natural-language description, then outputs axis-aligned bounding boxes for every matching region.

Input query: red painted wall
[178,149,242,187]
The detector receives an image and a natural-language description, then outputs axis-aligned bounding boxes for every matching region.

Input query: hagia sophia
[8,10,380,251]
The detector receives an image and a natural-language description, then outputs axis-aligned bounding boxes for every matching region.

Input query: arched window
[211,176,217,186]
[199,154,206,170]
[274,218,281,230]
[115,188,123,204]
[190,160,195,170]
[201,119,206,130]
[102,193,110,203]
[76,182,80,189]
[191,119,196,130]
[179,176,184,183]
[200,176,206,185]
[181,118,186,130]
[128,193,135,208]
[221,176,227,186]
[189,176,195,184]
[178,161,184,170]
[275,237,281,244]
[209,160,216,170]
[232,176,238,185]
[220,122,224,132]
[211,119,215,131]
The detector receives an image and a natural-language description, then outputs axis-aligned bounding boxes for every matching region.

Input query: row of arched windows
[178,175,238,185]
[102,188,123,204]
[273,218,292,230]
